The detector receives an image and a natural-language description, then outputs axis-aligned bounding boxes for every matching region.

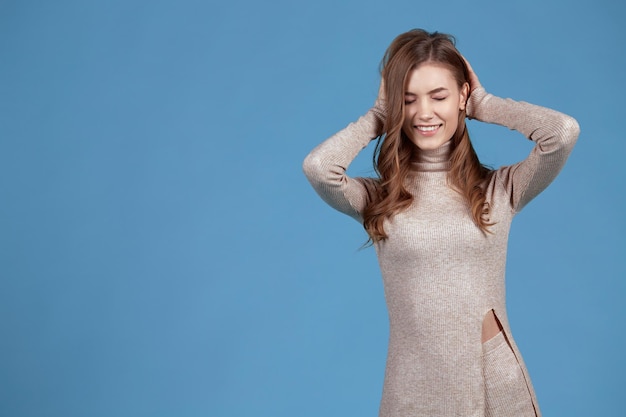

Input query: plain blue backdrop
[1,0,624,416]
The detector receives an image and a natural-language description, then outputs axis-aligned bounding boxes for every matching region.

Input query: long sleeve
[467,87,580,212]
[302,101,386,222]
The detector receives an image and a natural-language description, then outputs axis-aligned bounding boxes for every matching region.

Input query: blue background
[1,0,624,416]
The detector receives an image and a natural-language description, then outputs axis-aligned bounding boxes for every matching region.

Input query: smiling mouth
[415,124,442,132]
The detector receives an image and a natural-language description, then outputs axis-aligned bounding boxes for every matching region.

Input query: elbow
[544,114,580,154]
[302,151,324,182]
[561,115,581,147]
[303,150,344,188]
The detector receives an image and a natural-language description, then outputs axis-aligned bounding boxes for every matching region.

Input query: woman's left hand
[463,56,482,93]
[463,56,483,118]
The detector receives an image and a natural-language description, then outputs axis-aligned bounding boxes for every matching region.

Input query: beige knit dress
[303,87,579,417]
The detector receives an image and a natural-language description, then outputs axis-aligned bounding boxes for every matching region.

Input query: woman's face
[402,63,468,151]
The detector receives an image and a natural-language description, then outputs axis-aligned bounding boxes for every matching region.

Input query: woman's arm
[465,60,580,212]
[302,95,386,222]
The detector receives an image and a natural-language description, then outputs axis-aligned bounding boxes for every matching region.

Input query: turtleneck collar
[411,140,453,172]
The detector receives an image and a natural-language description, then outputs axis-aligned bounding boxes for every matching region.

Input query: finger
[462,55,481,90]
[378,78,386,101]
[462,56,474,74]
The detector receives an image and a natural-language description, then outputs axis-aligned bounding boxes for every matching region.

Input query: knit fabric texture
[303,86,579,416]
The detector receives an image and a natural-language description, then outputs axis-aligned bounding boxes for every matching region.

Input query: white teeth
[416,125,439,132]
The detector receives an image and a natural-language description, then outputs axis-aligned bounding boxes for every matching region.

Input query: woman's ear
[459,82,470,111]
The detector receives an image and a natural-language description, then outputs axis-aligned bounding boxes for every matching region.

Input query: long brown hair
[363,29,493,242]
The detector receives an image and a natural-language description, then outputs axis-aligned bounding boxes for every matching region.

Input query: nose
[417,98,433,120]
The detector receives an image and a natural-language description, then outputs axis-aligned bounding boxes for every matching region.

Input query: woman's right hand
[372,78,387,135]
[377,78,386,103]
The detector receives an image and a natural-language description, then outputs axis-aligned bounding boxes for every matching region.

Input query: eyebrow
[405,87,449,96]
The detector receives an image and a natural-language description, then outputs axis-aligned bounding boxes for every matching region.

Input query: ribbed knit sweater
[302,87,579,417]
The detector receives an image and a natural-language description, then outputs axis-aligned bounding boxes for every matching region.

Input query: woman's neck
[412,140,453,172]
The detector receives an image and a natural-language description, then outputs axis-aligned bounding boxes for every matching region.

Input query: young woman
[303,29,579,417]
